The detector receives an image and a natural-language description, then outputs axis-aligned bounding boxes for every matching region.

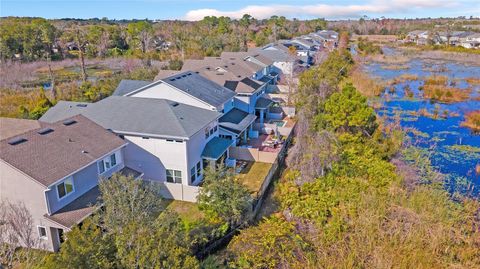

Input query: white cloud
[184,0,461,20]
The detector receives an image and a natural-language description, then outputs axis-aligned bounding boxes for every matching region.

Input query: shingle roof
[0,115,126,187]
[112,79,151,96]
[40,96,221,139]
[0,118,42,140]
[255,97,274,109]
[44,185,101,228]
[219,108,257,134]
[162,71,235,108]
[202,137,234,160]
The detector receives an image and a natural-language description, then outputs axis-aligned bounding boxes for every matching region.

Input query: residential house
[40,96,234,194]
[0,115,129,251]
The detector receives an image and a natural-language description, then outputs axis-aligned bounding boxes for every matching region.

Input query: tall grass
[346,67,386,97]
[461,110,480,132]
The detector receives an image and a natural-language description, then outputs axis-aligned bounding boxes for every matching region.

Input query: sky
[1,0,479,21]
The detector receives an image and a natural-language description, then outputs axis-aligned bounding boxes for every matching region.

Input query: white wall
[123,135,188,184]
[130,82,215,111]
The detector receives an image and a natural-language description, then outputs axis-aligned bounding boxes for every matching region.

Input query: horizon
[1,0,479,21]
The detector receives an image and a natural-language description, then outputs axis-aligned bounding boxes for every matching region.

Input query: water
[364,54,480,195]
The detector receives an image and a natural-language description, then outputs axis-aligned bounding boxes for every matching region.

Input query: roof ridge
[163,100,190,138]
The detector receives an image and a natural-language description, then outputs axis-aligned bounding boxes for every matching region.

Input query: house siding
[123,135,189,185]
[45,149,124,214]
[0,161,54,251]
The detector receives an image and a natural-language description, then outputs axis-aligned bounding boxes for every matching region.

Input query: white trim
[37,225,48,240]
[55,176,75,201]
[47,144,126,189]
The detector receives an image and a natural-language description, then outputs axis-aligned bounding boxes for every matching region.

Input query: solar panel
[37,128,54,135]
[8,137,27,145]
[76,104,88,107]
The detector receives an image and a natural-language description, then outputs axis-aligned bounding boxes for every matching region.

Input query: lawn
[236,162,273,195]
[164,200,204,224]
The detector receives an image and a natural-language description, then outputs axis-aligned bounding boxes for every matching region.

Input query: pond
[364,50,480,195]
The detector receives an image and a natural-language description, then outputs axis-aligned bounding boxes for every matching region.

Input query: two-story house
[0,115,129,251]
[40,96,233,188]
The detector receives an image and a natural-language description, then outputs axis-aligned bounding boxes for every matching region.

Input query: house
[0,115,130,251]
[461,33,480,49]
[181,57,275,121]
[309,30,339,48]
[40,96,234,195]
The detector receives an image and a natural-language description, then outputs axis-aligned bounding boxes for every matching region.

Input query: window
[38,226,47,239]
[196,162,202,178]
[110,154,116,166]
[205,128,210,139]
[191,167,196,182]
[166,169,182,183]
[57,177,74,199]
[98,160,105,174]
[166,139,174,142]
[213,125,218,133]
[98,152,120,174]
[209,128,214,136]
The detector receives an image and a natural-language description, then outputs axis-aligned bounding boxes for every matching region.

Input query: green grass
[164,200,204,224]
[237,162,273,195]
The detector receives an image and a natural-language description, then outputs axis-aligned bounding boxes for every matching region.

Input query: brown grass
[388,74,419,85]
[348,67,386,97]
[424,75,448,86]
[461,110,480,132]
[422,85,471,103]
[466,77,480,85]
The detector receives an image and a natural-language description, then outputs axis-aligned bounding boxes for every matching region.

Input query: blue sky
[1,0,478,20]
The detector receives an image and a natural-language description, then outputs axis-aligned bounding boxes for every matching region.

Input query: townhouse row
[0,35,335,251]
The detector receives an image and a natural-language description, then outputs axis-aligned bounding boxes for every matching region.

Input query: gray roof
[219,108,257,134]
[112,79,152,96]
[1,115,127,187]
[40,96,221,139]
[255,97,274,109]
[162,71,235,108]
[202,137,234,160]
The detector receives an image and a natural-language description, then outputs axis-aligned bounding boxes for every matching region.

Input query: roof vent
[76,104,87,108]
[171,102,179,107]
[206,67,211,70]
[176,76,181,79]
[187,73,192,76]
[8,137,27,145]
[195,71,199,74]
[63,119,77,126]
[182,74,187,78]
[37,128,54,135]
[179,117,184,120]
[170,78,176,81]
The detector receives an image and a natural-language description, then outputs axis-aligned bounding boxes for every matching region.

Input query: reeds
[461,110,480,132]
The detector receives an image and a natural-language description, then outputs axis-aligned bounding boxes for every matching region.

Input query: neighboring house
[40,96,233,190]
[123,71,236,113]
[0,117,41,140]
[309,30,339,48]
[112,79,151,96]
[0,115,129,252]
[461,33,480,49]
[181,57,274,120]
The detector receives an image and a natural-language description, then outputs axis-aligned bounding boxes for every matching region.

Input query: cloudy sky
[1,0,478,20]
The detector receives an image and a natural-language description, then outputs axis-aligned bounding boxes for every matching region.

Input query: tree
[0,201,45,268]
[115,210,199,269]
[127,21,153,65]
[322,83,377,136]
[98,173,164,234]
[37,219,116,269]
[228,217,316,269]
[197,166,252,225]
